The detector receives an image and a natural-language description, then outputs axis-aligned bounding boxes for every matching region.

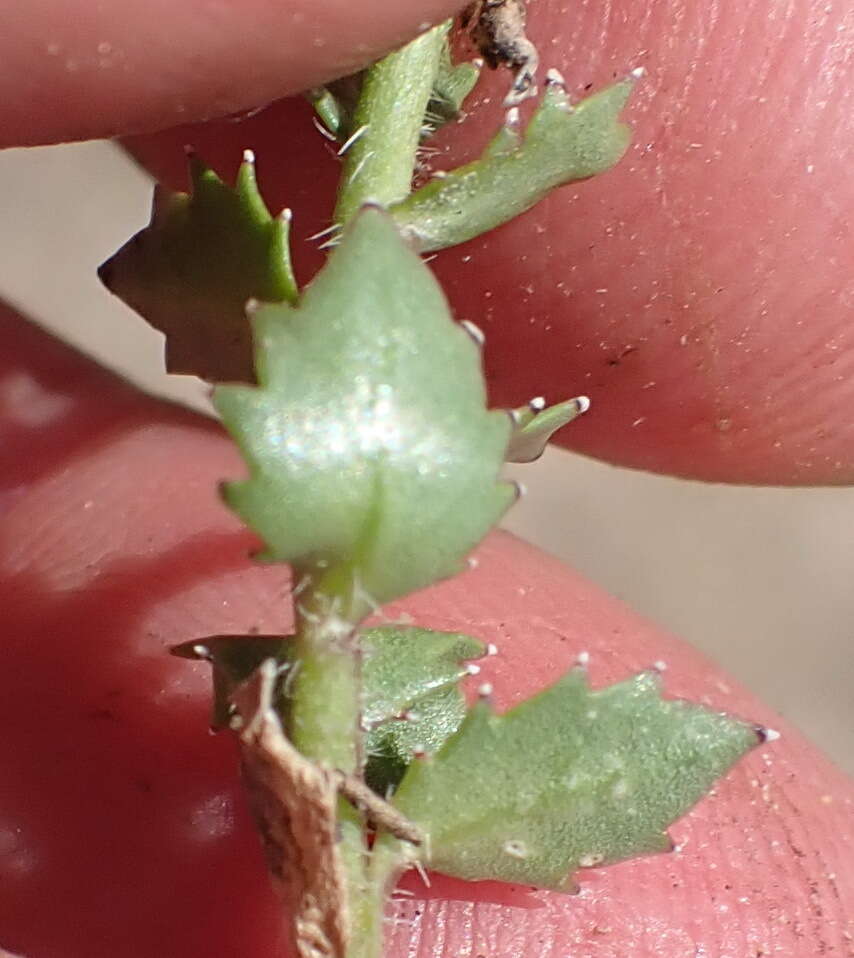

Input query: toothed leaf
[506,398,587,463]
[392,668,758,890]
[392,78,635,252]
[216,211,513,608]
[362,626,483,793]
[99,154,297,383]
[366,685,467,795]
[172,626,483,783]
[425,42,480,131]
[361,627,484,725]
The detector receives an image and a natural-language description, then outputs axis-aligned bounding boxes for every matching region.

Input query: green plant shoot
[99,13,769,958]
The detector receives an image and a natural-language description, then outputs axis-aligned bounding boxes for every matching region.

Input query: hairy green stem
[288,617,361,770]
[289,23,452,958]
[334,22,449,226]
[286,561,373,768]
[346,878,391,958]
[288,586,365,948]
[288,578,382,958]
[351,838,409,958]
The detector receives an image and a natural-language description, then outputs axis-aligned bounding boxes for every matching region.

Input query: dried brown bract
[232,661,349,958]
[462,0,540,104]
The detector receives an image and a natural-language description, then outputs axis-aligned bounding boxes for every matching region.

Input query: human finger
[0,0,463,146]
[0,307,850,956]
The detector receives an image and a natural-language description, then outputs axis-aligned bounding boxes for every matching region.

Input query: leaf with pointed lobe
[99,152,297,383]
[392,667,759,890]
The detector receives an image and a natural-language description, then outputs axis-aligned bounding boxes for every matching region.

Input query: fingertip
[1,0,463,146]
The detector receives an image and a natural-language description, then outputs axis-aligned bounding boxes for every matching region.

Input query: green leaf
[506,395,590,463]
[173,625,483,795]
[424,42,480,133]
[215,209,514,611]
[98,151,297,383]
[366,685,466,796]
[392,667,759,891]
[361,627,484,726]
[305,75,365,142]
[305,86,347,140]
[362,626,484,794]
[391,74,637,253]
[171,626,486,754]
[173,625,483,790]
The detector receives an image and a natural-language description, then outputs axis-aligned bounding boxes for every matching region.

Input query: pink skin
[1,0,853,955]
[0,0,463,146]
[126,0,854,484]
[0,306,852,957]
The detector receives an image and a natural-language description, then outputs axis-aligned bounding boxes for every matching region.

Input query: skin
[0,1,852,956]
[0,0,464,146]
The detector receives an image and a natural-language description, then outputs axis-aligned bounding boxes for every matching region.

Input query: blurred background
[0,139,851,772]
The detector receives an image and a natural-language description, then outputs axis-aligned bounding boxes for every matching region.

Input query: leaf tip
[217,478,245,514]
[170,639,212,661]
[190,642,213,661]
[544,67,567,90]
[186,149,214,187]
[754,724,781,744]
[460,319,486,348]
[636,668,665,693]
[150,182,176,225]
[506,395,591,462]
[96,257,114,290]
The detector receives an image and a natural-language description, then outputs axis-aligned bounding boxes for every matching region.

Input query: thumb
[0,306,851,957]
